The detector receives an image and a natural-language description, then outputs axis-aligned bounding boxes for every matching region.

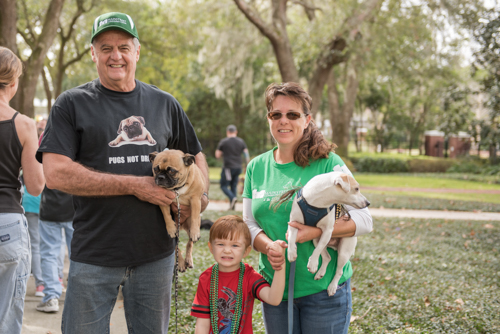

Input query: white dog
[281,171,370,296]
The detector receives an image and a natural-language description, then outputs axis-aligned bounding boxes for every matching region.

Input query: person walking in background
[36,187,74,313]
[216,125,250,210]
[22,117,48,298]
[21,181,44,297]
[0,46,45,334]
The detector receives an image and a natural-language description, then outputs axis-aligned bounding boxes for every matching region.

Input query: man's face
[91,30,140,92]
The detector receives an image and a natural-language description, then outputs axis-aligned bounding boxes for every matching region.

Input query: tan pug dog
[109,116,156,147]
[149,149,205,271]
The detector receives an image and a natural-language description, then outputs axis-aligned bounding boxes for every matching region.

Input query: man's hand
[132,177,176,206]
[170,202,191,224]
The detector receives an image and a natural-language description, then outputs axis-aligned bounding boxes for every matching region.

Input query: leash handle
[174,191,180,334]
[288,261,296,334]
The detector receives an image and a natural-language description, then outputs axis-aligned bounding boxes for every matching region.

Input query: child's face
[208,234,251,272]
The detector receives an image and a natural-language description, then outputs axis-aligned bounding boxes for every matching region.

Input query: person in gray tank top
[0,46,45,334]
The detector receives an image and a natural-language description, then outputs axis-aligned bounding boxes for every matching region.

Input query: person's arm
[243,197,285,271]
[43,152,175,206]
[287,206,372,243]
[17,115,44,196]
[257,240,287,306]
[243,148,250,165]
[215,149,222,159]
[194,318,210,334]
[195,152,209,212]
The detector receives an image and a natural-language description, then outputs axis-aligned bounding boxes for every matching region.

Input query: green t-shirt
[243,148,353,299]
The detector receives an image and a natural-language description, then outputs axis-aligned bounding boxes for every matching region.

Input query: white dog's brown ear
[183,153,195,166]
[149,151,158,163]
[333,174,351,193]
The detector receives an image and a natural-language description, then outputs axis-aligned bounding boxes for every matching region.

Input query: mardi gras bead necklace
[210,262,245,334]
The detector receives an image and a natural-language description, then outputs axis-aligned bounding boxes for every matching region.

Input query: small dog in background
[109,116,156,146]
[149,149,205,272]
[278,171,370,295]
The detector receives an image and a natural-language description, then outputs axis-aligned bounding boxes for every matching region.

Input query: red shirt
[191,263,270,333]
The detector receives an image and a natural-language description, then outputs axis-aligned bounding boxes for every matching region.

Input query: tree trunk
[327,55,360,158]
[15,0,65,118]
[0,0,18,52]
[0,0,20,109]
[234,0,382,157]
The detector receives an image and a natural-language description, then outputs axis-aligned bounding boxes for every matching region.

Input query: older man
[36,12,209,333]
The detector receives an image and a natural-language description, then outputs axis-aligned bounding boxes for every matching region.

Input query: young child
[191,215,287,334]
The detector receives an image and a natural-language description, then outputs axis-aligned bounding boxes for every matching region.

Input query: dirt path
[206,201,500,221]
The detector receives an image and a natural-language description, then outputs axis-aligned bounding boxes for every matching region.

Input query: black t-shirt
[216,137,247,169]
[39,187,74,222]
[36,79,202,267]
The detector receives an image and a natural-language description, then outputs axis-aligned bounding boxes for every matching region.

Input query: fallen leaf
[484,224,494,229]
[350,316,358,322]
[424,296,431,307]
[385,276,392,280]
[455,298,464,305]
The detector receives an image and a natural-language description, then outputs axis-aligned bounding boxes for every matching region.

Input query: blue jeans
[0,213,31,334]
[220,168,241,201]
[26,212,44,286]
[39,220,73,303]
[62,253,175,334]
[262,280,352,334]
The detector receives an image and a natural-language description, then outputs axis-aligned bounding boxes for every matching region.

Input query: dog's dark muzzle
[154,167,179,189]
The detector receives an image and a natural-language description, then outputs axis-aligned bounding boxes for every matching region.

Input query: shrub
[446,161,482,174]
[407,159,455,173]
[354,157,408,173]
[483,164,500,176]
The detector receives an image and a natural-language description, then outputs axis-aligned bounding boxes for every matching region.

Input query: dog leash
[287,204,342,334]
[174,190,180,334]
[288,260,296,334]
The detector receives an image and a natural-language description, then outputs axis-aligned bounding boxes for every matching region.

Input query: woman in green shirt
[243,82,372,333]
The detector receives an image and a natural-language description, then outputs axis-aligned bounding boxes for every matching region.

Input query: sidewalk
[206,200,500,221]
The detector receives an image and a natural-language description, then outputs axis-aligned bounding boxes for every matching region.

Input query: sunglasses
[267,111,307,121]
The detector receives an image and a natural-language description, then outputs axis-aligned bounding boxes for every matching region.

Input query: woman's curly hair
[265,82,337,167]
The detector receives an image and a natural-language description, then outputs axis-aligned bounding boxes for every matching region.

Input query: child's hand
[267,240,287,256]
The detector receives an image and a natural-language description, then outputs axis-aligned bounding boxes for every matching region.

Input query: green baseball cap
[91,12,139,43]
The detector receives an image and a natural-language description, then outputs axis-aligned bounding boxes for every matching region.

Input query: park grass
[209,168,500,210]
[365,193,500,212]
[365,190,500,205]
[209,168,500,191]
[169,213,499,333]
[354,174,500,191]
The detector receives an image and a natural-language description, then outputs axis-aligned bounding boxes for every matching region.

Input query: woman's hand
[287,221,322,243]
[266,240,287,271]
